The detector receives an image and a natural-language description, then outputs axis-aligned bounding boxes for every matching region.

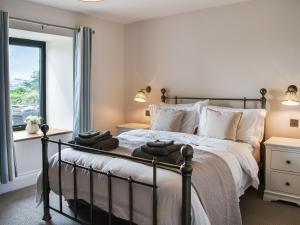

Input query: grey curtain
[73,26,92,137]
[0,11,17,184]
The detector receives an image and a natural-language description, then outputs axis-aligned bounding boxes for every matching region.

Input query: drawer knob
[286,160,291,164]
[285,182,290,186]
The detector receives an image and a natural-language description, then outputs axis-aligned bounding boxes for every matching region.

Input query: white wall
[47,37,73,130]
[124,0,300,139]
[0,0,125,133]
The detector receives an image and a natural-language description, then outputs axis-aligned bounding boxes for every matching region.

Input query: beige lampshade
[282,85,300,106]
[134,90,147,102]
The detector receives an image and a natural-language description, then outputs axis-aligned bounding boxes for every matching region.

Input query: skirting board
[0,170,39,195]
[264,190,300,206]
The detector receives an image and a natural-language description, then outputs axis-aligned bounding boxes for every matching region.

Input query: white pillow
[151,109,184,132]
[204,109,242,141]
[198,105,267,147]
[149,100,209,134]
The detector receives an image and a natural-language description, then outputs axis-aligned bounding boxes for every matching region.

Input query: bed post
[161,88,166,103]
[41,124,51,221]
[181,145,194,225]
[260,88,267,109]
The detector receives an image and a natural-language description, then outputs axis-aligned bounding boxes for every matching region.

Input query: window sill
[13,129,73,142]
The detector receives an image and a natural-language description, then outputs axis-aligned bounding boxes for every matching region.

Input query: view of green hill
[10,71,40,106]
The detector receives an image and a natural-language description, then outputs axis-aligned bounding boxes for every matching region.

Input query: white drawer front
[271,171,300,195]
[271,150,300,173]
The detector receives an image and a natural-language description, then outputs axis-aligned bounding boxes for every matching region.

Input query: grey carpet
[0,186,299,225]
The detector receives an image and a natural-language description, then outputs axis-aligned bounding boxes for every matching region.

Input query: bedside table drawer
[271,171,300,195]
[271,150,300,173]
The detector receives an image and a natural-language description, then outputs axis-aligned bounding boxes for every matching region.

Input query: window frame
[9,37,46,131]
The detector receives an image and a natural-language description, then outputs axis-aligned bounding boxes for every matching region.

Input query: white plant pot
[26,124,40,134]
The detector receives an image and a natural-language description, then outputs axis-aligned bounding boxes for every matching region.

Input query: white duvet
[36,129,259,225]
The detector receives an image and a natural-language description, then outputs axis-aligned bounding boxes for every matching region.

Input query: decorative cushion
[203,108,242,140]
[151,109,185,132]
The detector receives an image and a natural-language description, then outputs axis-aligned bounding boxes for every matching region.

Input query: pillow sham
[149,100,209,134]
[151,109,185,132]
[203,108,242,141]
[198,105,267,147]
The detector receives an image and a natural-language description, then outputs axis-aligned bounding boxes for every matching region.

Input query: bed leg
[181,145,194,225]
[41,124,51,221]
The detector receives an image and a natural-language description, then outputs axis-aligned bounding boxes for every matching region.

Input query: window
[9,38,46,131]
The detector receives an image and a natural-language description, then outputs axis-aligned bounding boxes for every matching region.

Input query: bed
[37,88,267,225]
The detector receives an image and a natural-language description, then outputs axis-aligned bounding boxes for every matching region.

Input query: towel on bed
[141,144,183,156]
[75,131,112,145]
[132,141,184,165]
[78,131,101,138]
[146,140,174,148]
[72,130,118,151]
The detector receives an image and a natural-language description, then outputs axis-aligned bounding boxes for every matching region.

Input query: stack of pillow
[149,101,267,148]
[149,100,209,134]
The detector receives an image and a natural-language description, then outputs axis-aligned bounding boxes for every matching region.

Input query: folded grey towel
[75,132,112,145]
[132,147,183,165]
[141,144,183,156]
[91,138,119,151]
[146,140,174,148]
[71,137,119,151]
[78,131,101,138]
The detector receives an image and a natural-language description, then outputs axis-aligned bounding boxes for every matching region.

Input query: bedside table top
[265,137,300,149]
[116,123,150,129]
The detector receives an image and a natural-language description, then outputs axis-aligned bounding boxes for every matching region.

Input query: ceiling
[25,0,250,24]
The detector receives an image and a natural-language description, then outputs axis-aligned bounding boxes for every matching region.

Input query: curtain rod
[10,16,95,34]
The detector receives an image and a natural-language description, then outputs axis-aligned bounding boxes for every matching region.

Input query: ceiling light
[80,0,103,2]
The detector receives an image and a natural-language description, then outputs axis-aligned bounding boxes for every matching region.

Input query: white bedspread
[36,129,259,225]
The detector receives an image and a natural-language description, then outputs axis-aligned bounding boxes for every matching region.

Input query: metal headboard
[160,87,268,185]
[160,88,267,109]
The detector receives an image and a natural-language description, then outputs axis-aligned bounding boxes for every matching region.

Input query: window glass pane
[9,44,41,127]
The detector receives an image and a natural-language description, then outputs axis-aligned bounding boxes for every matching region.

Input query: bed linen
[36,129,259,225]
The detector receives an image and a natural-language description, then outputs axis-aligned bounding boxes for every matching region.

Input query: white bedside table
[264,137,300,205]
[116,123,150,135]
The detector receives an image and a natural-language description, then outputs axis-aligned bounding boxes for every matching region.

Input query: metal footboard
[41,124,193,225]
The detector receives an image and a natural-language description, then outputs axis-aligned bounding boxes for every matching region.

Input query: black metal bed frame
[41,88,267,225]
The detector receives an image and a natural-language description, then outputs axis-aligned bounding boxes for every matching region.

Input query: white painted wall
[46,37,73,130]
[124,0,300,139]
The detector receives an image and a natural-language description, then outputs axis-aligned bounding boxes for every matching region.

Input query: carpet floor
[0,185,299,225]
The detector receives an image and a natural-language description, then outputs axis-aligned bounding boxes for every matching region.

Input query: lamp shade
[282,85,300,106]
[134,90,147,102]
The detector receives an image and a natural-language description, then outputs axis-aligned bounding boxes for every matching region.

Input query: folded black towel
[78,131,101,138]
[75,132,112,145]
[132,147,183,165]
[141,144,183,156]
[71,137,119,151]
[90,138,119,151]
[146,140,174,148]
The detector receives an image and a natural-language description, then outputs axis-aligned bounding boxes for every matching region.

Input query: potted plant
[24,116,41,134]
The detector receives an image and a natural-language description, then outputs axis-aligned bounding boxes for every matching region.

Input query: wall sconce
[282,85,300,106]
[134,86,151,103]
